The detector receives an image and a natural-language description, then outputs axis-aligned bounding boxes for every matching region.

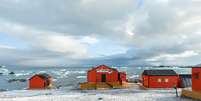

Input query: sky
[0,0,201,67]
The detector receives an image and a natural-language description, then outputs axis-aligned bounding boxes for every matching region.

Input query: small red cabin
[29,73,52,89]
[87,65,127,83]
[142,70,179,88]
[192,67,201,92]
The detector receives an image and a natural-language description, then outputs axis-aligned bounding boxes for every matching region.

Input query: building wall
[87,70,96,82]
[143,75,178,88]
[142,75,149,87]
[192,68,201,92]
[29,76,45,89]
[96,71,118,82]
[120,72,127,82]
[178,77,183,88]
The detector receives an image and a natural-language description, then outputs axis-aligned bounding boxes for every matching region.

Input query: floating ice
[14,71,33,77]
[0,68,9,75]
[76,76,86,79]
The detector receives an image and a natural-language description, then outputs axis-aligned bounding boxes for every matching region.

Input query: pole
[174,86,178,97]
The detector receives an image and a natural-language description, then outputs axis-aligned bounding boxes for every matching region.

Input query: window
[194,72,200,79]
[164,78,169,83]
[157,78,162,82]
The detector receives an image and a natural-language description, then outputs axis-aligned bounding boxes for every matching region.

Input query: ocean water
[0,66,191,91]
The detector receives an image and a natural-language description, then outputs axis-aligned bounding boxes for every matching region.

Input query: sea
[0,66,191,91]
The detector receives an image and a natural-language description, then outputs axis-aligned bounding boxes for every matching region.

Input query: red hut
[80,65,127,89]
[29,73,52,89]
[142,70,179,88]
[192,67,201,92]
[87,65,127,83]
[181,67,201,100]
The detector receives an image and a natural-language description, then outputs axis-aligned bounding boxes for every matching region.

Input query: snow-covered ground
[0,88,195,101]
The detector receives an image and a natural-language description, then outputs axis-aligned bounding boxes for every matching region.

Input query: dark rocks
[55,85,62,89]
[8,79,27,83]
[0,89,7,92]
[0,66,5,68]
[9,72,15,75]
[98,97,103,100]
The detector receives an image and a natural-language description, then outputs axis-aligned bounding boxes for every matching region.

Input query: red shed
[192,67,201,92]
[29,73,52,89]
[142,70,179,88]
[87,65,127,83]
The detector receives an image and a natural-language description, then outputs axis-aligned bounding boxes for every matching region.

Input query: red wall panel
[87,70,96,82]
[29,76,45,89]
[192,68,201,92]
[142,75,178,88]
[120,72,127,82]
[142,75,149,87]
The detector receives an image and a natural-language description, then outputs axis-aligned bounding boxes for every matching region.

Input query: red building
[87,65,127,83]
[29,73,52,89]
[192,67,201,92]
[142,70,179,88]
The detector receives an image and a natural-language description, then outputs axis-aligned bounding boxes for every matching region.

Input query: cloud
[146,51,199,62]
[0,0,200,67]
[32,34,88,57]
[0,44,16,49]
[0,19,90,66]
[81,36,99,44]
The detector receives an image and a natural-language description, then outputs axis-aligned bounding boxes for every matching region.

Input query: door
[118,73,121,81]
[101,74,106,82]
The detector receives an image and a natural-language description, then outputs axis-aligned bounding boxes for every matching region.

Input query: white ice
[0,88,194,101]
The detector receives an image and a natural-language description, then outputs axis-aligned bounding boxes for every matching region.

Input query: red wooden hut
[142,70,179,88]
[80,65,127,89]
[192,67,201,92]
[87,65,127,83]
[29,73,52,89]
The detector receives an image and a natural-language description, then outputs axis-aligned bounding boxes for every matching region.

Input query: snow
[0,88,194,101]
[76,76,86,79]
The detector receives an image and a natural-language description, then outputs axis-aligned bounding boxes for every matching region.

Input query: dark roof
[192,67,201,68]
[30,73,51,80]
[142,70,177,76]
[179,74,191,78]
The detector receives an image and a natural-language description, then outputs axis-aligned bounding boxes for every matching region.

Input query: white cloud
[0,18,88,57]
[146,51,199,62]
[0,45,16,49]
[35,34,88,57]
[81,36,99,44]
